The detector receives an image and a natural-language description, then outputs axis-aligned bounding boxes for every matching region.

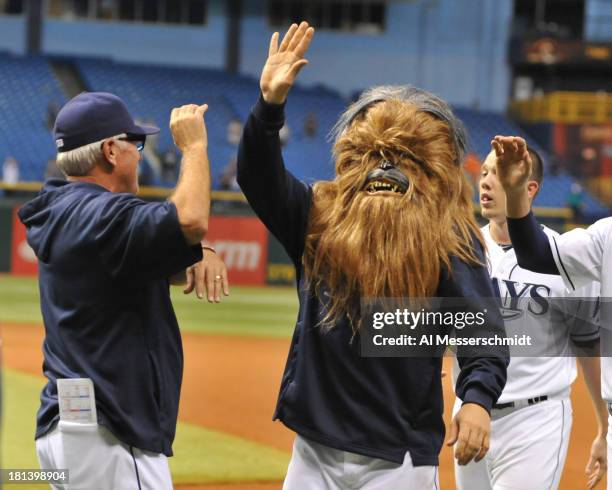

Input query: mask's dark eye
[337,157,357,174]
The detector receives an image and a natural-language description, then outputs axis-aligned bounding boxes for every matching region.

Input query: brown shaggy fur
[303,99,484,331]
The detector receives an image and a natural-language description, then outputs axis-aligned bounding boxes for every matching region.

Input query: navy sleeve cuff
[461,387,495,414]
[506,210,538,240]
[507,210,558,274]
[165,201,203,268]
[252,93,286,129]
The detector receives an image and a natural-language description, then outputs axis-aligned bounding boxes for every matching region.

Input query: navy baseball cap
[53,92,159,152]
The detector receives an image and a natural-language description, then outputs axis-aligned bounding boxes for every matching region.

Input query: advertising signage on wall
[266,233,295,286]
[204,216,269,285]
[9,208,270,285]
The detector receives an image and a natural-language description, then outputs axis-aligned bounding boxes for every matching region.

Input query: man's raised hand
[491,135,533,218]
[260,22,315,105]
[491,135,532,195]
[170,104,208,153]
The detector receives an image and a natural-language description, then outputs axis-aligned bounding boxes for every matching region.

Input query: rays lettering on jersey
[492,278,552,320]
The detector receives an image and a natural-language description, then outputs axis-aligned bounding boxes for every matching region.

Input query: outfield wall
[1,193,574,287]
[0,196,296,286]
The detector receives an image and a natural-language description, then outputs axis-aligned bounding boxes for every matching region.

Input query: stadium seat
[0,53,66,181]
[0,54,606,215]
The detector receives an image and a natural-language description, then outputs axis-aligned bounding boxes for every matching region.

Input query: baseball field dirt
[1,321,605,489]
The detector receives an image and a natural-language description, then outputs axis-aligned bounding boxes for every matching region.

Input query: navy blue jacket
[237,96,508,466]
[18,180,202,456]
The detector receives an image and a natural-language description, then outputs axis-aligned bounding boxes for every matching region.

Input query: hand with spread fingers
[183,248,229,303]
[491,135,533,219]
[491,135,532,195]
[260,21,315,105]
[447,403,491,466]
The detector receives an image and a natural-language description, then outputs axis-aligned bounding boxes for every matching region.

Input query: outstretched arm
[168,104,211,245]
[237,22,315,266]
[493,136,558,274]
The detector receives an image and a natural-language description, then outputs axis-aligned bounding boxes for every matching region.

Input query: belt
[493,395,548,411]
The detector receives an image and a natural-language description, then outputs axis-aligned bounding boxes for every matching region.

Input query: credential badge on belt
[57,378,97,424]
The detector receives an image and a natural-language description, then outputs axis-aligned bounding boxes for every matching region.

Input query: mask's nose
[379,160,394,171]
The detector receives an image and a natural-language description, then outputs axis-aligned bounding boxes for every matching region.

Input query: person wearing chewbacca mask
[237,22,508,489]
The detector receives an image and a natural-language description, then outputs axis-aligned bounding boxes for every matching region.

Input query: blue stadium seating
[0,53,66,181]
[0,54,607,216]
[74,58,344,187]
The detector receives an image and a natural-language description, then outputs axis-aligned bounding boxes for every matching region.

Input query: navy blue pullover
[18,180,202,456]
[237,95,508,466]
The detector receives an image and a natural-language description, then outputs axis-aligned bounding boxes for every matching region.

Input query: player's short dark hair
[528,147,544,186]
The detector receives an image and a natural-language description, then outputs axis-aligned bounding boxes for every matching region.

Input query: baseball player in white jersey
[493,134,612,489]
[453,146,608,489]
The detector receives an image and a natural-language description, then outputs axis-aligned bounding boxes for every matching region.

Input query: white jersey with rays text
[546,217,612,400]
[453,224,599,404]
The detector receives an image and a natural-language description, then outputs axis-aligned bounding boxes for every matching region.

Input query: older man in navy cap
[18,92,226,489]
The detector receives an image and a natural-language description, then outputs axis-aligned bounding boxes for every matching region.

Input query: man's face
[479,151,507,222]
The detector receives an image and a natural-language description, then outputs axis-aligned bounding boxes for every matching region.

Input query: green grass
[1,369,290,486]
[1,369,57,490]
[0,275,295,486]
[0,276,43,325]
[0,275,297,338]
[1,369,42,468]
[171,422,289,484]
[170,285,297,338]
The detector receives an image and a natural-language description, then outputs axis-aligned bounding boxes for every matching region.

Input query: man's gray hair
[56,134,128,177]
[329,85,469,165]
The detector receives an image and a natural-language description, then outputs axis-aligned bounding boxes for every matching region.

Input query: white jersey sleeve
[549,218,611,292]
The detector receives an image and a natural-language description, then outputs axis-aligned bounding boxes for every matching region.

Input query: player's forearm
[170,143,211,245]
[505,188,531,219]
[236,94,312,264]
[579,355,608,434]
[507,212,558,274]
[237,94,288,196]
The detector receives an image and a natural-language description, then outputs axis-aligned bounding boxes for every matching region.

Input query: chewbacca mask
[303,86,484,330]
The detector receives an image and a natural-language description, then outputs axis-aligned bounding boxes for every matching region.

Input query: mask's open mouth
[363,168,409,195]
[365,179,404,194]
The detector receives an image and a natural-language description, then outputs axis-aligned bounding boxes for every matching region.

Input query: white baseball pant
[36,421,173,490]
[454,398,571,490]
[282,434,439,489]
